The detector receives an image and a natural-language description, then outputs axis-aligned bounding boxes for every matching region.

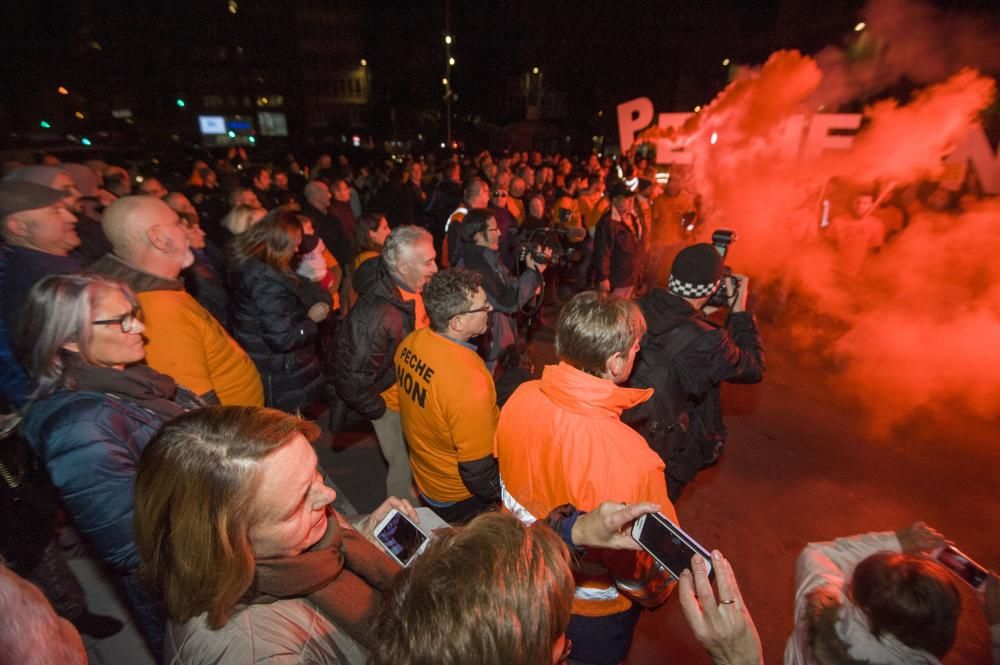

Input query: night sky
[1,0,998,149]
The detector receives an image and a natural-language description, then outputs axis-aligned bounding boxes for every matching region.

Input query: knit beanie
[668,243,724,297]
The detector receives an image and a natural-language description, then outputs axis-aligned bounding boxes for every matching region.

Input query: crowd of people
[0,146,997,665]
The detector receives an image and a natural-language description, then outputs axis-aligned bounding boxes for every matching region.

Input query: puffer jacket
[230,257,329,414]
[331,258,415,420]
[21,391,172,572]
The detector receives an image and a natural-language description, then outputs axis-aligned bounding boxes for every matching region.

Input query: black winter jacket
[183,247,230,331]
[624,289,764,483]
[230,257,329,413]
[457,244,540,363]
[331,257,415,420]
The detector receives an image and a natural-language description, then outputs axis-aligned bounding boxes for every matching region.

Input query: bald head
[103,195,165,251]
[102,195,193,278]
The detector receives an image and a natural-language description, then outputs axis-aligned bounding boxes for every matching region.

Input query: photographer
[624,243,764,501]
[456,209,547,372]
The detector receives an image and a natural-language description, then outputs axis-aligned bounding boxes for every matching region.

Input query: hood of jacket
[89,253,183,294]
[354,256,412,310]
[639,287,702,336]
[539,362,652,417]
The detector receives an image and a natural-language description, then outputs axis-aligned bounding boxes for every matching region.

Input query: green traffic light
[40,120,51,128]
[176,99,186,108]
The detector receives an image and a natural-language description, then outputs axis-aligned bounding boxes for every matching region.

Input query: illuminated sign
[198,116,226,135]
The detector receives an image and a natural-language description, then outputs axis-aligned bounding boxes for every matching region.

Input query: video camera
[516,223,587,266]
[706,229,743,308]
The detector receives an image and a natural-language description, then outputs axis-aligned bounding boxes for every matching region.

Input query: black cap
[0,182,67,220]
[668,243,725,298]
[608,182,635,199]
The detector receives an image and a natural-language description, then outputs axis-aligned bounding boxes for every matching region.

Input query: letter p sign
[617,97,654,153]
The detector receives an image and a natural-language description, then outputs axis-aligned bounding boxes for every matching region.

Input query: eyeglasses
[459,302,493,315]
[492,191,508,197]
[92,308,143,333]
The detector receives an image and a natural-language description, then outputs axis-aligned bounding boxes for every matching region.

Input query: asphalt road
[316,313,998,665]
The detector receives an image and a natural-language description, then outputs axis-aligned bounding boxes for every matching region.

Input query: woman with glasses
[457,208,548,372]
[17,273,202,656]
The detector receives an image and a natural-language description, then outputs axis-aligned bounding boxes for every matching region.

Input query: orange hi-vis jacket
[495,362,677,617]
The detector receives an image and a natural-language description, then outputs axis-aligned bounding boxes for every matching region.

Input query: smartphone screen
[936,545,989,588]
[635,513,712,580]
[376,511,428,566]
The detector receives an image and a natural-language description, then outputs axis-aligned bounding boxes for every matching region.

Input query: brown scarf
[249,509,400,649]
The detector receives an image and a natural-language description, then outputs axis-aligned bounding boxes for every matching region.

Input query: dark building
[0,0,369,152]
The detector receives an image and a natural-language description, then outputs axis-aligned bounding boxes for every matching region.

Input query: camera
[515,224,585,266]
[706,229,742,308]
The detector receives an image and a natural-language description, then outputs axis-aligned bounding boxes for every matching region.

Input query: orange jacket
[495,362,676,617]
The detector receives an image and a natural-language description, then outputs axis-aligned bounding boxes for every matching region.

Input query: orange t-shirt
[395,327,498,502]
[380,288,429,412]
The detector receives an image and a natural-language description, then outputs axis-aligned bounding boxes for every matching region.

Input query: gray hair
[19,273,138,398]
[555,291,646,377]
[383,225,432,277]
[220,204,264,235]
[423,268,482,333]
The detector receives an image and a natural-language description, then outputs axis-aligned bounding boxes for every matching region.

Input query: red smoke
[812,0,1000,107]
[634,46,997,434]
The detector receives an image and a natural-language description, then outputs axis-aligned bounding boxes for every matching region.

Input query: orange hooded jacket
[495,361,677,617]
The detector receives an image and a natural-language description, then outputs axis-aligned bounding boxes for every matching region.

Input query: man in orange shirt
[395,268,499,523]
[495,291,677,665]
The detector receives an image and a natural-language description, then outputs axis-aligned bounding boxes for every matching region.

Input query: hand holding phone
[373,509,430,567]
[933,544,991,591]
[631,512,713,581]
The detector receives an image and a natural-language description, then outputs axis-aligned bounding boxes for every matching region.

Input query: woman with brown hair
[353,212,391,270]
[370,512,574,665]
[228,209,331,414]
[134,406,411,665]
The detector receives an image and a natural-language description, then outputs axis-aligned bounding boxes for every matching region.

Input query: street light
[445,35,452,44]
[448,57,455,66]
[442,78,448,86]
[74,111,84,119]
[532,67,539,74]
[722,58,730,66]
[854,22,866,31]
[57,86,69,95]
[361,58,367,66]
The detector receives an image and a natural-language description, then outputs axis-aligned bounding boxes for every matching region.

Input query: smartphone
[631,512,713,581]
[373,509,429,567]
[934,545,990,591]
